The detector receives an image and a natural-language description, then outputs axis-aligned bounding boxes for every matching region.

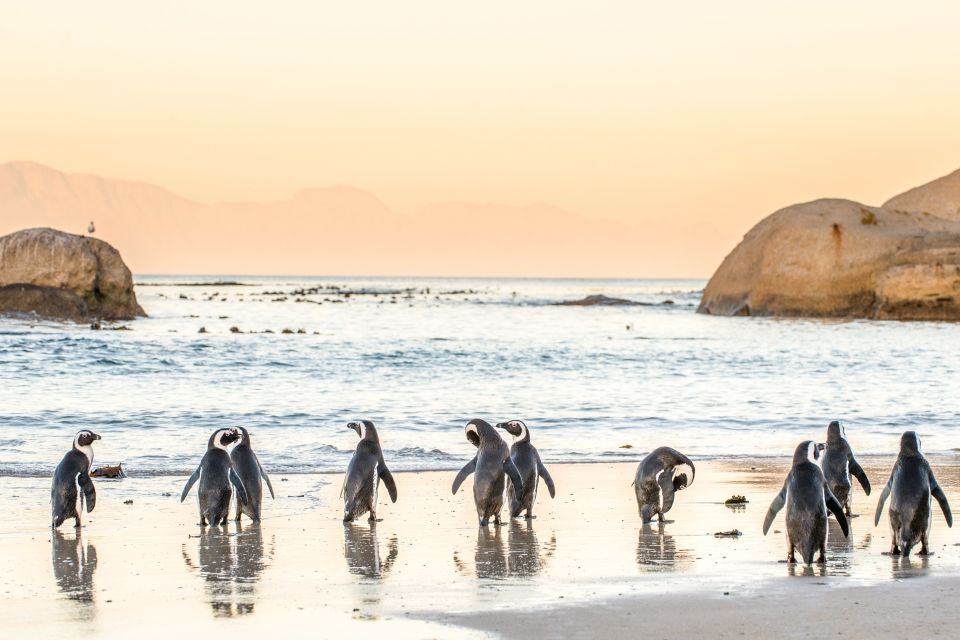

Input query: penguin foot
[919,548,933,556]
[524,514,537,520]
[479,519,489,527]
[658,519,675,524]
[817,554,826,564]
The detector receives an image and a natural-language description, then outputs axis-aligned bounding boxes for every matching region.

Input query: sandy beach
[2,457,958,638]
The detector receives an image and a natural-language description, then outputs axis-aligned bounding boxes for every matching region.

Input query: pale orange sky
[2,1,960,276]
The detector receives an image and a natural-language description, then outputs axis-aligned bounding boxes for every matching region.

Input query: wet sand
[2,458,958,638]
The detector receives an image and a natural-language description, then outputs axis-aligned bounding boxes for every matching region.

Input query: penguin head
[209,428,241,450]
[900,431,921,455]
[235,426,251,444]
[74,430,101,449]
[826,421,845,443]
[496,420,530,443]
[464,419,495,447]
[348,420,377,441]
[793,440,823,465]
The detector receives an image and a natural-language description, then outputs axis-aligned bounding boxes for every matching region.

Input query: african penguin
[821,420,871,516]
[181,428,249,526]
[633,447,695,524]
[874,431,953,556]
[230,426,275,522]
[451,418,524,526]
[763,441,850,565]
[342,420,398,522]
[495,420,555,518]
[51,430,101,529]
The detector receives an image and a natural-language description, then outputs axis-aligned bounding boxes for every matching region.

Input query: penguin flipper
[930,475,953,527]
[452,456,477,494]
[180,466,201,503]
[825,488,849,537]
[504,458,524,497]
[78,472,96,513]
[258,461,275,499]
[657,470,677,514]
[763,481,788,535]
[537,460,556,498]
[874,482,891,527]
[849,457,871,495]
[230,468,249,506]
[379,463,398,503]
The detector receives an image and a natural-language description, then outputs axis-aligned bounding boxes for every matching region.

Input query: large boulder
[883,168,960,221]
[0,227,145,321]
[698,199,960,320]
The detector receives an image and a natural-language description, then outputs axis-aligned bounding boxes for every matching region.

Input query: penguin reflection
[343,522,399,578]
[636,523,693,572]
[891,553,929,579]
[182,523,272,617]
[507,520,555,577]
[52,531,98,620]
[473,526,509,578]
[825,517,853,574]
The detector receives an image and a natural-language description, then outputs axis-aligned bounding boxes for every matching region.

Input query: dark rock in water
[0,227,145,321]
[0,283,89,322]
[197,326,207,334]
[554,294,643,306]
[91,463,126,479]
[229,326,241,333]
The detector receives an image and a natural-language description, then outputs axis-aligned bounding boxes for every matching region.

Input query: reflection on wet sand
[636,523,693,572]
[454,522,557,579]
[52,531,97,620]
[825,518,854,575]
[343,522,399,578]
[787,562,828,577]
[890,554,930,579]
[181,523,273,617]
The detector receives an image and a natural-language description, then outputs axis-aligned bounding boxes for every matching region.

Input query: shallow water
[1,276,959,476]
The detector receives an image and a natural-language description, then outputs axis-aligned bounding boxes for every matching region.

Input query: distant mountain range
[0,161,718,277]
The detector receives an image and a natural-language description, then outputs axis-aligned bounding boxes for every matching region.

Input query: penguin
[633,447,695,524]
[181,428,249,526]
[821,420,871,516]
[874,431,953,556]
[451,418,524,526]
[230,426,275,522]
[763,441,850,565]
[342,420,398,522]
[51,430,101,529]
[495,420,555,519]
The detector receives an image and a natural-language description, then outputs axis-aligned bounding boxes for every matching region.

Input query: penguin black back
[230,426,274,523]
[342,420,397,522]
[496,420,555,519]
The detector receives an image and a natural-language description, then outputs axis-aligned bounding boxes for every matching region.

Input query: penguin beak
[347,422,362,436]
[92,433,102,440]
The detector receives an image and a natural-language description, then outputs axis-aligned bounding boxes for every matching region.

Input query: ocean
[1,276,958,476]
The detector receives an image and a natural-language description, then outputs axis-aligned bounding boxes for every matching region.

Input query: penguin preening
[342,420,398,522]
[51,430,101,529]
[633,447,695,524]
[495,420,555,519]
[230,426,275,523]
[821,421,871,516]
[452,419,524,526]
[181,428,249,526]
[764,441,849,565]
[874,431,953,556]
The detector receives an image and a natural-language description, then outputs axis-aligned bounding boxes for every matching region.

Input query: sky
[2,1,960,276]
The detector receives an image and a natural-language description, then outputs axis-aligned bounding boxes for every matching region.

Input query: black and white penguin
[764,441,850,564]
[451,419,524,526]
[633,447,695,524]
[342,420,398,522]
[181,428,249,526]
[51,430,101,529]
[230,426,274,522]
[495,420,555,519]
[874,431,953,556]
[821,420,871,516]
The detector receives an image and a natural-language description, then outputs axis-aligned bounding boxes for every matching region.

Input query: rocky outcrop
[883,169,960,221]
[698,198,960,320]
[554,294,643,306]
[0,227,145,321]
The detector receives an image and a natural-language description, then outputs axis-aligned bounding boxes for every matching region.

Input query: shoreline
[3,459,959,638]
